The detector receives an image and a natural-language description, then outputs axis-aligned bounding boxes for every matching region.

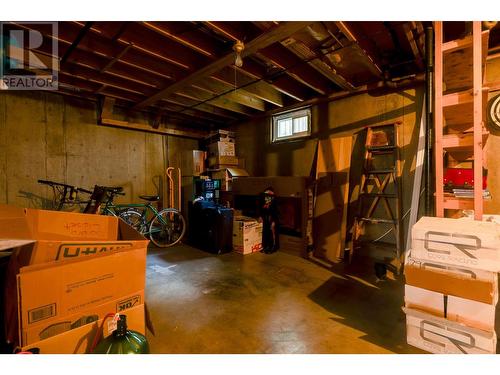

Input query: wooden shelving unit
[434,21,490,220]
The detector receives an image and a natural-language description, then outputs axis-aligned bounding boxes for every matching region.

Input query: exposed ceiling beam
[257,73,425,121]
[162,95,239,120]
[194,78,266,111]
[256,45,331,95]
[280,37,355,91]
[335,21,383,77]
[60,22,93,65]
[142,21,218,57]
[402,22,424,70]
[133,21,313,110]
[141,22,285,108]
[100,43,134,73]
[100,118,208,139]
[203,22,317,102]
[175,86,256,116]
[213,68,284,107]
[250,22,355,92]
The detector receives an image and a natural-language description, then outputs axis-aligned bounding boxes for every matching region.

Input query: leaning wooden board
[313,135,353,262]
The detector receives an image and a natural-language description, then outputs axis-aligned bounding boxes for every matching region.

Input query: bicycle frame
[97,187,185,247]
[101,201,166,235]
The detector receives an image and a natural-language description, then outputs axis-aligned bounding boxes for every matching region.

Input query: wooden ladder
[348,122,403,270]
[434,21,490,220]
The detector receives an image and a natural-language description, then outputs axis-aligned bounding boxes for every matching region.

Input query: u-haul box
[405,255,498,305]
[411,216,500,272]
[404,307,497,354]
[21,289,144,346]
[17,246,147,346]
[21,303,146,354]
[0,205,149,349]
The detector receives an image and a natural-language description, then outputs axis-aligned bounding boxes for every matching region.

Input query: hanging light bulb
[233,40,245,68]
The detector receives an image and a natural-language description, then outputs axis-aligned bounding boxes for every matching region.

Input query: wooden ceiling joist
[335,21,384,77]
[133,21,313,110]
[193,79,266,111]
[234,59,313,101]
[174,86,256,116]
[60,21,94,64]
[256,44,332,95]
[161,102,228,124]
[279,37,355,91]
[213,68,284,107]
[403,22,424,69]
[144,23,286,109]
[26,21,184,81]
[202,21,316,102]
[163,96,238,121]
[142,21,220,58]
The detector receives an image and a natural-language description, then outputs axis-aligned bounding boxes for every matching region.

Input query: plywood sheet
[313,135,353,262]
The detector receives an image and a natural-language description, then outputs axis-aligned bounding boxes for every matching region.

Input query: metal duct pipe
[425,26,434,216]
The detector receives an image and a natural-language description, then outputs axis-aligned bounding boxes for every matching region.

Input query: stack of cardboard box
[0,205,149,353]
[206,130,238,169]
[206,130,249,192]
[404,216,500,354]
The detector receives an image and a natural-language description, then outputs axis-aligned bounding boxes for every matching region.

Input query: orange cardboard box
[0,205,148,265]
[405,255,498,305]
[21,303,146,354]
[17,246,147,344]
[22,289,144,346]
[0,204,149,348]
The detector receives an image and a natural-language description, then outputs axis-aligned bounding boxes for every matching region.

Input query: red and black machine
[443,167,488,192]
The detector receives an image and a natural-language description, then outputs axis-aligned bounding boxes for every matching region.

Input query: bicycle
[37,179,93,211]
[94,185,186,248]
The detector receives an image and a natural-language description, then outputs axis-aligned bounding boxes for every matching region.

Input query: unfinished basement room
[2,6,500,364]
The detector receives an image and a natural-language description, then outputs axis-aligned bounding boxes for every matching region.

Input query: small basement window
[271,108,311,142]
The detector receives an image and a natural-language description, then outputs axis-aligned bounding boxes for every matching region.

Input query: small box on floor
[233,216,263,254]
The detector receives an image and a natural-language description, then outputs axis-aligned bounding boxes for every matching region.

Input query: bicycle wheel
[149,208,186,248]
[118,209,145,233]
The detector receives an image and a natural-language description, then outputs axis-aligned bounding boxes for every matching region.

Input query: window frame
[271,107,311,143]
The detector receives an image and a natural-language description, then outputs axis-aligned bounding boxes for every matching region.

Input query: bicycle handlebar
[38,179,92,195]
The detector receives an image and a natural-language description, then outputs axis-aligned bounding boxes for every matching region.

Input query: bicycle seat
[139,195,160,202]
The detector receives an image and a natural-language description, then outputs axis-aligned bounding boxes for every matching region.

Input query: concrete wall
[0,91,198,209]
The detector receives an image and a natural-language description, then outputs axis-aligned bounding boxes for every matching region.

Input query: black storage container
[188,201,233,254]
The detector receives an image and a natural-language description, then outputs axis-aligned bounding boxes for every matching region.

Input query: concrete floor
[145,245,423,354]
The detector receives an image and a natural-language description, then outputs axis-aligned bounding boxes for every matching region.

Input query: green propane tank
[92,314,149,354]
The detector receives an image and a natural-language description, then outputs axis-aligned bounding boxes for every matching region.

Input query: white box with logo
[404,307,497,354]
[233,216,263,254]
[411,216,500,272]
